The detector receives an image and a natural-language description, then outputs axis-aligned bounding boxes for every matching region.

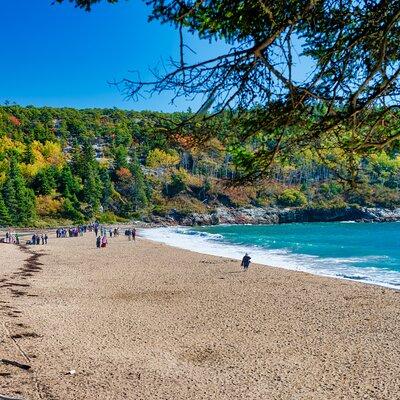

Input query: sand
[1,231,400,400]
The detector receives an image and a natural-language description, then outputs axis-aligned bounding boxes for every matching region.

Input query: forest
[0,105,399,227]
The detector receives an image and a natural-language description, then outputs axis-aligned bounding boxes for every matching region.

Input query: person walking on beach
[132,228,136,241]
[241,253,251,271]
[44,234,48,244]
[96,236,101,249]
[101,235,108,248]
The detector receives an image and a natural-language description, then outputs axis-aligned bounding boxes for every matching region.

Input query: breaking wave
[141,225,400,290]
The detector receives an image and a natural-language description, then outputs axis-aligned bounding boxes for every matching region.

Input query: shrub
[165,168,189,197]
[278,188,307,207]
[146,148,180,169]
[370,185,400,208]
[319,182,343,199]
[96,211,128,224]
[310,198,348,210]
[36,195,63,216]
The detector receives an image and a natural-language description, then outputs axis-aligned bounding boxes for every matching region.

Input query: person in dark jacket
[96,236,101,249]
[241,253,251,271]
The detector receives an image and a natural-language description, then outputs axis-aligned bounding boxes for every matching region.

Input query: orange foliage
[218,184,257,207]
[116,167,132,180]
[9,115,21,126]
[171,133,197,150]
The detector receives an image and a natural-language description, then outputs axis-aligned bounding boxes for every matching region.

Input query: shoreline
[1,234,400,399]
[3,220,399,290]
[141,225,400,291]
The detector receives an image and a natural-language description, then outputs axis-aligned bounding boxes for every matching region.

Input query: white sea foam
[141,226,400,290]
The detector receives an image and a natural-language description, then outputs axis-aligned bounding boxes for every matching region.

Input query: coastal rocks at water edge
[151,206,400,226]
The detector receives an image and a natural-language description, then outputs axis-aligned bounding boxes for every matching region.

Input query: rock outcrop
[148,206,400,226]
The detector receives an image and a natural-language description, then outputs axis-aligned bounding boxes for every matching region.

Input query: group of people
[56,226,88,238]
[93,225,119,238]
[29,233,48,245]
[1,224,250,272]
[95,226,114,248]
[108,228,120,237]
[2,231,20,245]
[95,227,136,249]
[53,222,135,250]
[125,228,136,241]
[1,230,48,246]
[96,234,108,248]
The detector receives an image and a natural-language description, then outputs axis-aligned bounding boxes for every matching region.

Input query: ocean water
[142,222,400,289]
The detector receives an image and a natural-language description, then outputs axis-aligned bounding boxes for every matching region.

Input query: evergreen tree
[62,197,84,223]
[79,140,103,214]
[99,167,113,210]
[0,191,12,226]
[3,157,36,226]
[113,145,129,173]
[2,176,18,225]
[58,164,81,199]
[23,143,36,164]
[83,169,102,213]
[129,153,148,211]
[32,167,56,195]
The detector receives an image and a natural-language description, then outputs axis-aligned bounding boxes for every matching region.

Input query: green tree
[81,141,103,213]
[60,0,400,181]
[129,153,148,211]
[62,197,85,222]
[32,167,57,195]
[0,192,12,226]
[166,168,189,197]
[2,176,18,224]
[83,169,102,213]
[23,143,36,164]
[112,145,129,178]
[3,157,36,225]
[58,164,81,199]
[99,167,113,210]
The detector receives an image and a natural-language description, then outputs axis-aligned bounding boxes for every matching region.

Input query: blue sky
[0,0,227,111]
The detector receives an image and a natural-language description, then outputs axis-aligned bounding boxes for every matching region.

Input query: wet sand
[1,232,400,399]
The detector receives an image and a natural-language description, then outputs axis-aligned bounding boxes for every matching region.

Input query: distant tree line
[0,105,399,226]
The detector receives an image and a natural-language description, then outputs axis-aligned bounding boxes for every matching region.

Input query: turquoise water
[187,222,400,288]
[144,222,400,288]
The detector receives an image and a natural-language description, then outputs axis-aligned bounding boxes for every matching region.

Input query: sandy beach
[1,231,400,400]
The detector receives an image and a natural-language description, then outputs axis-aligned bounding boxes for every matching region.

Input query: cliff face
[148,207,400,226]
